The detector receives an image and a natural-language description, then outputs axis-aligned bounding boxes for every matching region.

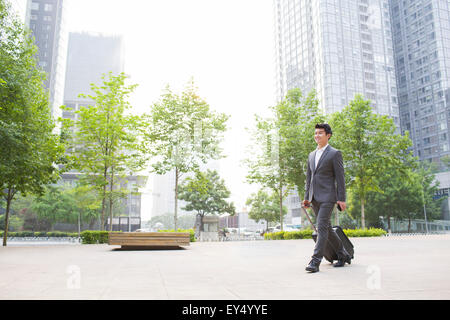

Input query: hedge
[80,231,118,244]
[264,228,386,240]
[0,231,79,238]
[343,228,387,237]
[158,229,196,242]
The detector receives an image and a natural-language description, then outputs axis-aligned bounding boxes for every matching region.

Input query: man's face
[314,128,330,146]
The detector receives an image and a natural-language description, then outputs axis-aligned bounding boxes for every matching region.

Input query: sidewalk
[1,234,449,299]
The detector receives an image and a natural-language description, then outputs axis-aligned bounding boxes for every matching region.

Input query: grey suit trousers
[311,199,348,262]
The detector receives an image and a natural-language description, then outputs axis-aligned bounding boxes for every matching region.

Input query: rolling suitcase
[301,205,354,264]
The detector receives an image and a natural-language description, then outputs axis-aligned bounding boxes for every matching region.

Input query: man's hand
[302,200,311,208]
[337,201,346,211]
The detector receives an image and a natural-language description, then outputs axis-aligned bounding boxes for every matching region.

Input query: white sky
[15,0,276,221]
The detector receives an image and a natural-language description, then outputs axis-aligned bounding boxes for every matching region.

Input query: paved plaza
[1,234,450,300]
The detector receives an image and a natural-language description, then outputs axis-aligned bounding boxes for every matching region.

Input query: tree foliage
[246,189,287,231]
[144,80,229,230]
[0,0,65,245]
[178,169,235,231]
[61,72,147,231]
[348,160,444,231]
[328,95,414,228]
[273,88,325,199]
[245,88,321,230]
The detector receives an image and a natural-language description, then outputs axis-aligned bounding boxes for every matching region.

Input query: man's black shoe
[333,255,351,267]
[305,259,320,273]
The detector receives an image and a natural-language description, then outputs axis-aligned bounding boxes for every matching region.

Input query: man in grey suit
[302,123,351,273]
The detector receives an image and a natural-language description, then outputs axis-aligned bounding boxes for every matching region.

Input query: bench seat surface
[108,232,190,247]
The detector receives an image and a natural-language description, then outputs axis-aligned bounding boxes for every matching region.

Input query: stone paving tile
[1,234,450,299]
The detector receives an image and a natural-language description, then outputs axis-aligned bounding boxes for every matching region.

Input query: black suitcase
[301,206,354,264]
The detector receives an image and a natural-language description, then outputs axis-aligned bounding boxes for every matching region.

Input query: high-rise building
[274,0,399,120]
[390,0,450,220]
[25,0,67,120]
[273,0,400,223]
[390,0,450,166]
[60,32,145,232]
[63,32,125,103]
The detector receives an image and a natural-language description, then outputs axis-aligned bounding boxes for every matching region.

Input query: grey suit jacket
[304,145,346,203]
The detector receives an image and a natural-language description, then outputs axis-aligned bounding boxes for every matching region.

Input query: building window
[43,16,52,22]
[44,4,53,11]
[31,2,39,10]
[30,14,38,20]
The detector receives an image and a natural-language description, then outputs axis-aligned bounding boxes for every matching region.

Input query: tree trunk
[100,164,108,231]
[361,196,366,229]
[174,167,179,231]
[2,188,13,247]
[408,214,411,233]
[109,166,115,232]
[100,189,106,230]
[77,210,81,237]
[200,213,205,232]
[279,184,283,231]
[387,214,391,231]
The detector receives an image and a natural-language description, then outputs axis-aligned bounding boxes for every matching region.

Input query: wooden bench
[108,232,190,249]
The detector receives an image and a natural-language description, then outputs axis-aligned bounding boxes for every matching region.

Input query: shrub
[158,229,195,242]
[264,231,285,240]
[343,228,387,237]
[284,229,314,239]
[80,230,114,244]
[264,227,386,240]
[0,231,79,238]
[34,232,47,237]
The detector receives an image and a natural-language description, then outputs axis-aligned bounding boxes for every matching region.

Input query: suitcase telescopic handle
[301,205,318,233]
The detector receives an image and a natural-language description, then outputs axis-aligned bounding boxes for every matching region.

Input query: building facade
[389,0,450,220]
[274,0,399,119]
[25,0,67,120]
[390,0,450,166]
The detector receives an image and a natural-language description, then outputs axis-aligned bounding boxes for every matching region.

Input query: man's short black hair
[315,123,332,138]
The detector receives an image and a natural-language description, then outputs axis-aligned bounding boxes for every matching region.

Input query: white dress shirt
[315,144,329,169]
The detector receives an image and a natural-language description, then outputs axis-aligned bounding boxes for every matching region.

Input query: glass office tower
[25,0,67,120]
[274,0,399,120]
[390,0,450,167]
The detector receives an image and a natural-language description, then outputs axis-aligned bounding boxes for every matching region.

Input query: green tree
[31,186,78,229]
[0,0,65,245]
[144,80,229,230]
[441,155,450,171]
[178,169,235,231]
[328,95,414,228]
[348,166,421,230]
[66,184,102,232]
[349,161,444,232]
[245,190,286,232]
[274,88,325,206]
[244,89,321,231]
[415,162,445,227]
[61,72,148,231]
